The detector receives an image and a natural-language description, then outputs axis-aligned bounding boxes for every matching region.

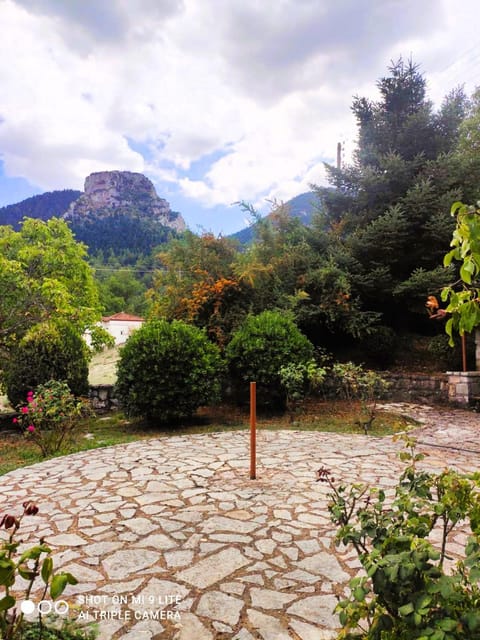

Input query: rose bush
[15,381,91,457]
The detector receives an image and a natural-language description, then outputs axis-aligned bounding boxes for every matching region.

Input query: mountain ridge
[229,191,320,244]
[0,189,82,228]
[0,171,186,257]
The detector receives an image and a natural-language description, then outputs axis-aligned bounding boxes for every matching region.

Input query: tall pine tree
[315,58,473,332]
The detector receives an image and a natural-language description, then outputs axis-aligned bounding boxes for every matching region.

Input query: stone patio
[1,403,479,639]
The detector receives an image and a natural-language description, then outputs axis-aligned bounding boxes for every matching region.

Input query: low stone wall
[380,372,448,404]
[89,385,118,413]
[446,371,480,406]
[89,373,479,413]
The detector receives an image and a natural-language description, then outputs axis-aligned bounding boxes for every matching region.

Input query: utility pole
[336,142,342,170]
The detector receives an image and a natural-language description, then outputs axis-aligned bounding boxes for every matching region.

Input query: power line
[92,266,159,273]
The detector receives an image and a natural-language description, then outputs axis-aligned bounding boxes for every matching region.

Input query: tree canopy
[315,58,479,335]
[0,218,101,360]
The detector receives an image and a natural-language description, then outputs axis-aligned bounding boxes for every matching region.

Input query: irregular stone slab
[213,621,233,633]
[95,513,117,523]
[281,546,299,561]
[117,487,142,497]
[271,531,292,543]
[273,509,292,520]
[290,619,337,639]
[48,534,87,547]
[297,552,350,582]
[164,550,194,568]
[220,582,245,596]
[103,549,161,580]
[121,619,164,639]
[100,578,144,594]
[201,516,259,534]
[95,619,124,640]
[196,590,244,625]
[132,533,176,550]
[176,548,250,588]
[250,587,297,609]
[298,512,330,525]
[239,574,264,585]
[122,517,158,535]
[173,612,213,639]
[90,499,124,512]
[255,539,276,555]
[248,609,292,640]
[224,509,252,520]
[295,539,320,554]
[283,569,319,583]
[146,480,167,492]
[134,578,189,610]
[233,630,255,640]
[287,595,339,627]
[210,534,252,543]
[61,563,104,582]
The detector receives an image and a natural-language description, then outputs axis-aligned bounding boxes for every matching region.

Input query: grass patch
[0,400,416,476]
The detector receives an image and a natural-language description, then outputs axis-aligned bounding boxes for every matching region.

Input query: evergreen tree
[315,59,473,332]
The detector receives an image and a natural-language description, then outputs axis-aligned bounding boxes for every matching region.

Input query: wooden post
[462,333,467,372]
[250,382,256,480]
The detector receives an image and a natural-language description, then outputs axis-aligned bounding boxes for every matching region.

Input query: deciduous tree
[0,218,101,361]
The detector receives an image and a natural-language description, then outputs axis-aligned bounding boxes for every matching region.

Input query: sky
[0,0,480,235]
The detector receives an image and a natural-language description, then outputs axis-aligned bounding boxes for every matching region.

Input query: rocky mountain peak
[64,170,186,232]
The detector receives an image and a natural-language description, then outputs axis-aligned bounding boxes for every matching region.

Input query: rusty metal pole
[462,333,467,372]
[250,382,256,480]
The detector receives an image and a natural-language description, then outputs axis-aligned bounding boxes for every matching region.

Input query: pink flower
[12,417,18,424]
[21,407,29,414]
[27,425,35,433]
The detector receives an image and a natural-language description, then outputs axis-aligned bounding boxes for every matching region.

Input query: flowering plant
[0,501,78,640]
[15,380,91,457]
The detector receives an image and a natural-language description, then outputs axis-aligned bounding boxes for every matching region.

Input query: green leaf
[460,263,472,284]
[398,602,414,616]
[353,587,366,602]
[19,544,51,564]
[41,557,53,584]
[438,618,458,632]
[64,572,78,585]
[50,573,68,599]
[0,595,15,611]
[18,567,37,581]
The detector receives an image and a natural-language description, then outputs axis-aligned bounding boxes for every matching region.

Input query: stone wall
[89,372,479,413]
[89,374,450,413]
[446,371,480,406]
[381,372,448,404]
[89,385,117,413]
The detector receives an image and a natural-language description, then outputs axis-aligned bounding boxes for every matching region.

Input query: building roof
[102,312,145,323]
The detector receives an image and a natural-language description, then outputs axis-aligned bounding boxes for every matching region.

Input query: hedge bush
[226,310,314,407]
[4,320,89,406]
[116,319,224,422]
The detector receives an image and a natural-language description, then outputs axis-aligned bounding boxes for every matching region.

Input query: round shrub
[226,310,314,407]
[4,320,90,406]
[115,319,224,422]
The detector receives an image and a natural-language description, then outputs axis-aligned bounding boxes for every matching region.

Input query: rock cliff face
[64,171,186,232]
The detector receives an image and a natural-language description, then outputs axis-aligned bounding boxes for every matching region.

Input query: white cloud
[0,0,478,230]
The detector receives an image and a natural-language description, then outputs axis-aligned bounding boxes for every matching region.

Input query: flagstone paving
[1,403,479,639]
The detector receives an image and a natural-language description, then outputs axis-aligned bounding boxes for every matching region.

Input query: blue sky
[0,0,479,235]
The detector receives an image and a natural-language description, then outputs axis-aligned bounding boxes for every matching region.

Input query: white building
[100,312,144,345]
